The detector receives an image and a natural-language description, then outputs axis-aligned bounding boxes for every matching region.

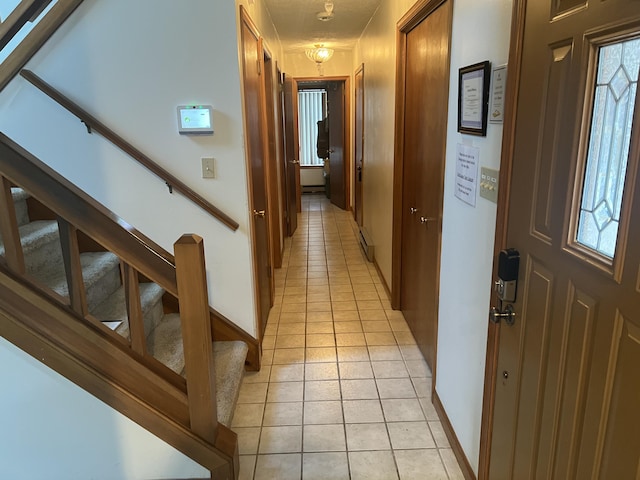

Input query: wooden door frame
[295,75,351,211]
[477,1,526,478]
[391,0,452,379]
[391,0,449,310]
[276,64,288,244]
[239,6,273,340]
[262,46,283,270]
[354,63,364,225]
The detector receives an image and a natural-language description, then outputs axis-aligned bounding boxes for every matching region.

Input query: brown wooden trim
[0,0,49,51]
[275,63,288,247]
[433,391,477,480]
[175,235,219,443]
[0,266,190,427]
[0,0,84,92]
[123,263,146,356]
[294,75,351,211]
[391,11,408,310]
[0,132,178,297]
[477,1,527,478]
[263,52,283,270]
[373,257,392,302]
[18,70,239,232]
[239,5,271,347]
[0,284,234,473]
[0,176,26,274]
[57,217,88,317]
[343,76,352,212]
[391,0,450,309]
[2,133,257,367]
[391,0,452,390]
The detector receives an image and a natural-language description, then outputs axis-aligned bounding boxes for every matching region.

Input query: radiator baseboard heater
[359,228,374,262]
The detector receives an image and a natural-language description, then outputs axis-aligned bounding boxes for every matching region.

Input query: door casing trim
[477,1,526,478]
[294,75,352,212]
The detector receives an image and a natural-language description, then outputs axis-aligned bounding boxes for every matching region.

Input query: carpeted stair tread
[147,313,185,375]
[147,314,247,427]
[35,251,121,307]
[0,220,62,274]
[5,190,249,434]
[212,340,249,427]
[91,282,165,338]
[0,220,59,257]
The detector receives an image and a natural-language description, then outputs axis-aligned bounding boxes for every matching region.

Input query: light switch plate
[202,157,215,178]
[480,167,499,203]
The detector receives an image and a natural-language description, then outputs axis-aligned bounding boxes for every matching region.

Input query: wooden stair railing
[0,132,253,478]
[19,69,240,232]
[0,132,259,368]
[0,0,84,92]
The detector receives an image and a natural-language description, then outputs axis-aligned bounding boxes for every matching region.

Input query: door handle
[290,160,300,164]
[409,207,418,215]
[489,304,516,326]
[253,209,266,218]
[420,216,436,228]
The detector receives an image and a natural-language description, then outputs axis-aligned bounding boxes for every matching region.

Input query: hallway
[232,194,464,479]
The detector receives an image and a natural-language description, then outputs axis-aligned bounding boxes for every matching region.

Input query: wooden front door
[240,9,272,337]
[328,81,346,210]
[354,65,364,226]
[488,1,640,478]
[395,0,452,371]
[282,75,299,234]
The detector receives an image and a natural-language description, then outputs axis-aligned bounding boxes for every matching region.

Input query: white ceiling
[262,0,383,52]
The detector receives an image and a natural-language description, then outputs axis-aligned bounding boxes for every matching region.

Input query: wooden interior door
[263,52,282,269]
[240,8,272,337]
[354,65,364,226]
[397,0,452,371]
[328,81,346,210]
[282,75,299,234]
[488,1,640,478]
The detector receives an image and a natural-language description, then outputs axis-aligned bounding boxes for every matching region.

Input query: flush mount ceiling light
[316,0,334,21]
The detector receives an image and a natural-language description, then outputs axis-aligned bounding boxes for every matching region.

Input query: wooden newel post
[174,234,218,443]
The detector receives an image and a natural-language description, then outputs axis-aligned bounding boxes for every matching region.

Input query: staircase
[0,134,249,479]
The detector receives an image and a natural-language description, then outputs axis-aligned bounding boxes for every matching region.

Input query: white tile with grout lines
[235,195,463,480]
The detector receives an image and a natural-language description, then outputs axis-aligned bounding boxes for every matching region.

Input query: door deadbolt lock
[489,304,516,326]
[495,248,520,302]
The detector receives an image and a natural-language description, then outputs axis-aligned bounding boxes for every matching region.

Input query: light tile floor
[233,194,464,480]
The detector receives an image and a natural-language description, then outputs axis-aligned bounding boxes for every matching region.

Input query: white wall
[0,337,208,479]
[353,0,415,289]
[284,50,354,78]
[0,0,258,336]
[355,0,513,473]
[437,1,512,471]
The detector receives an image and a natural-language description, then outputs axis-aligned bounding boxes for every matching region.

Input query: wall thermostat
[177,105,214,135]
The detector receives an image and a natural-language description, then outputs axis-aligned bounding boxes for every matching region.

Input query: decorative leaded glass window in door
[576,37,640,259]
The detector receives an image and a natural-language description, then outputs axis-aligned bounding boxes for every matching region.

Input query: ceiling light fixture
[316,1,334,21]
[305,44,335,76]
[305,44,334,64]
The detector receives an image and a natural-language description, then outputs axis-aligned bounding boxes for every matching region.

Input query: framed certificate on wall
[457,61,491,136]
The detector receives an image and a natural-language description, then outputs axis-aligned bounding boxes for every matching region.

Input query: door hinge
[257,59,262,75]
